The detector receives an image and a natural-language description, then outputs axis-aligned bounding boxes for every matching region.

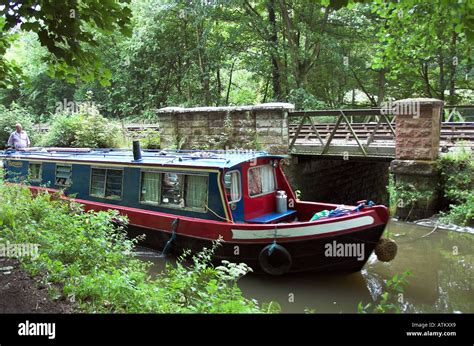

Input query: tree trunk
[377,69,386,106]
[262,77,270,103]
[421,62,432,97]
[196,22,211,106]
[225,61,235,105]
[438,48,445,100]
[278,1,330,90]
[267,0,282,101]
[448,30,457,105]
[216,68,222,106]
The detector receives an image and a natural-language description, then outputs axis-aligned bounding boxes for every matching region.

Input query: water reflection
[134,221,473,313]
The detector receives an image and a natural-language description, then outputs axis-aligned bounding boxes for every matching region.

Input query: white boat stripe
[231,216,375,240]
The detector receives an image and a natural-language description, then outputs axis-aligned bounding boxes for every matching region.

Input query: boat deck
[1,148,283,169]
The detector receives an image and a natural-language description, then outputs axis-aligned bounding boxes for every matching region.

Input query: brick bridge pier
[156,99,445,219]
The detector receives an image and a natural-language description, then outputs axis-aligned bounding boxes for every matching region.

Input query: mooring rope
[161,218,179,256]
[346,223,440,245]
[205,204,229,222]
[268,239,277,255]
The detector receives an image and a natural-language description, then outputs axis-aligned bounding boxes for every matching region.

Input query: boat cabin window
[90,168,123,200]
[248,164,276,197]
[184,175,208,210]
[140,171,161,204]
[28,163,42,182]
[55,165,72,186]
[140,171,208,211]
[224,170,241,203]
[161,173,183,207]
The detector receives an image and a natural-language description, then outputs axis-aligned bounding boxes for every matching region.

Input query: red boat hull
[27,186,389,274]
[128,223,386,274]
[76,195,388,274]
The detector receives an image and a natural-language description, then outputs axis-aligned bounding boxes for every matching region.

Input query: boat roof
[0,148,285,169]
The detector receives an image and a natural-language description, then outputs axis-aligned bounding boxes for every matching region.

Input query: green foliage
[0,0,132,86]
[288,88,328,110]
[387,175,398,216]
[40,106,120,148]
[0,184,278,313]
[387,175,433,219]
[438,147,474,226]
[0,17,22,88]
[387,146,474,226]
[39,113,80,147]
[440,194,474,227]
[3,0,473,118]
[438,147,474,203]
[135,129,161,150]
[370,0,472,103]
[0,103,39,149]
[358,271,412,313]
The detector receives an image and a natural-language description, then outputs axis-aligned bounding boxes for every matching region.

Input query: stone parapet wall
[156,103,293,153]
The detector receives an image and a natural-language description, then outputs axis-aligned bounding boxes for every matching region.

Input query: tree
[0,0,132,87]
[370,0,472,104]
[2,0,472,118]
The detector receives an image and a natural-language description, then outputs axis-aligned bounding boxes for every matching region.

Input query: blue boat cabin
[1,149,295,224]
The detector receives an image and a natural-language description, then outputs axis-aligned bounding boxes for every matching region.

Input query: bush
[386,174,433,220]
[438,146,474,226]
[0,184,278,313]
[440,194,474,227]
[40,105,120,148]
[39,113,81,147]
[0,103,39,149]
[288,88,328,110]
[134,128,161,149]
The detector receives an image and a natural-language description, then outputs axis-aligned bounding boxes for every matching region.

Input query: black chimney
[132,140,142,162]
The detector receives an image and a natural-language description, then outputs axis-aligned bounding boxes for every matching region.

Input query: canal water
[135,220,473,313]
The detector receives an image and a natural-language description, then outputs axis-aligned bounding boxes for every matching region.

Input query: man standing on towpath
[7,123,30,149]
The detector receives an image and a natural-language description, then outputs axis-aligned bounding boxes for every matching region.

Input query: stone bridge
[155,100,473,219]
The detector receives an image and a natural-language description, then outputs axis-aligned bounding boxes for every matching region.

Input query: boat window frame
[138,169,209,213]
[28,162,42,182]
[139,169,162,206]
[89,166,124,200]
[247,164,277,199]
[183,173,209,213]
[223,169,242,204]
[55,164,73,187]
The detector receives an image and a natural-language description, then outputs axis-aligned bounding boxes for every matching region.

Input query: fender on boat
[258,243,292,275]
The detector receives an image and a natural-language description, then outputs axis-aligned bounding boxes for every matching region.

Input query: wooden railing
[443,105,474,122]
[288,109,396,157]
[287,106,474,158]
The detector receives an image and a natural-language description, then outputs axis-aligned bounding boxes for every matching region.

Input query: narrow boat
[1,144,389,275]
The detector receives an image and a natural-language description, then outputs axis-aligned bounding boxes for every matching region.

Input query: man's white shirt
[7,130,30,149]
